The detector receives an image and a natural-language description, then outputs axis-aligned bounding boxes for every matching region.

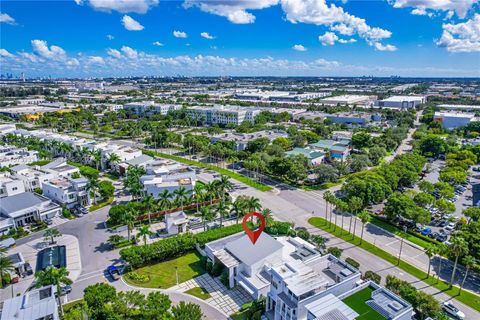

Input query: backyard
[124,251,206,288]
[342,286,384,320]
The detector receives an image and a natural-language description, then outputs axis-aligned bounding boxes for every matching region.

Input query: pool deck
[0,234,81,301]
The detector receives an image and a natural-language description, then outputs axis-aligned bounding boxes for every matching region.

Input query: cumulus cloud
[0,12,16,25]
[121,46,138,58]
[152,41,164,46]
[392,0,478,19]
[410,8,433,17]
[88,56,105,64]
[107,48,122,59]
[319,32,338,46]
[77,0,159,14]
[373,42,398,51]
[31,40,67,60]
[173,30,188,38]
[338,38,357,44]
[122,15,144,31]
[292,44,307,51]
[436,14,480,52]
[0,49,14,58]
[330,23,354,36]
[106,34,114,40]
[183,0,279,24]
[200,32,215,39]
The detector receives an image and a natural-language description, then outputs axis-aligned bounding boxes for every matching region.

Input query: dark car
[107,265,121,281]
[436,234,448,242]
[24,262,33,276]
[439,220,448,227]
[429,232,439,239]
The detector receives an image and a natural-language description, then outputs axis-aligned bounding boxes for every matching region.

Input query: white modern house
[42,176,90,208]
[140,160,196,198]
[10,164,55,192]
[0,192,61,233]
[165,211,189,235]
[0,174,25,198]
[0,145,38,167]
[0,285,59,320]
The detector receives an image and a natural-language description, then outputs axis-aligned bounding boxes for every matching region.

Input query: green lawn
[142,150,272,192]
[342,287,384,320]
[124,251,206,289]
[185,286,211,300]
[89,196,113,212]
[308,217,480,312]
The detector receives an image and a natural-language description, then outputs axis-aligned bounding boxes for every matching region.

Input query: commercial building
[376,96,426,109]
[437,104,480,112]
[202,130,289,152]
[0,145,38,167]
[319,95,376,106]
[0,285,59,320]
[434,111,476,130]
[285,148,325,166]
[186,105,261,126]
[0,192,61,233]
[234,90,328,102]
[123,101,181,116]
[309,139,351,160]
[325,112,380,127]
[140,159,196,198]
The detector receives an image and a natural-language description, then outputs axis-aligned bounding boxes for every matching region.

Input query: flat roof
[225,232,283,266]
[0,192,48,215]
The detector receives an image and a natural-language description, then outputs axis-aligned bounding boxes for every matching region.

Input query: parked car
[421,228,432,236]
[24,262,33,276]
[429,232,439,239]
[44,218,53,225]
[436,234,448,242]
[439,220,448,227]
[107,265,121,281]
[59,284,72,296]
[442,301,465,319]
[445,223,456,231]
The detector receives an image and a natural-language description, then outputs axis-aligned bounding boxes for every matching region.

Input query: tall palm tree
[231,197,246,224]
[200,206,215,231]
[87,177,100,205]
[448,236,468,289]
[193,183,205,214]
[173,187,190,210]
[245,196,262,213]
[323,191,334,227]
[157,189,172,211]
[44,228,62,244]
[348,196,363,237]
[142,195,155,224]
[0,256,14,287]
[310,235,326,252]
[335,200,348,235]
[261,208,274,228]
[358,210,371,245]
[435,243,447,284]
[124,208,137,241]
[204,181,218,205]
[91,149,102,171]
[216,201,229,227]
[107,153,121,172]
[137,225,153,246]
[34,266,72,316]
[216,175,233,201]
[425,244,436,278]
[459,256,476,294]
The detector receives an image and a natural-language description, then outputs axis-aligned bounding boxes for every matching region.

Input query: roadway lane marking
[385,239,400,246]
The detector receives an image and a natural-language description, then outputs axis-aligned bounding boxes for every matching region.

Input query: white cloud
[373,42,398,51]
[319,32,338,46]
[436,14,480,52]
[78,0,159,14]
[292,44,307,51]
[392,0,478,19]
[410,8,434,17]
[121,46,138,59]
[0,12,16,25]
[0,49,14,58]
[200,32,215,39]
[122,15,144,31]
[183,0,279,24]
[173,30,188,38]
[152,41,164,46]
[338,38,356,44]
[107,48,122,59]
[88,56,105,64]
[331,23,354,36]
[66,58,80,66]
[106,34,114,40]
[31,40,67,60]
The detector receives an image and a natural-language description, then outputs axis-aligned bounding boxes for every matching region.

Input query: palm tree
[35,266,72,316]
[200,206,215,231]
[435,243,447,283]
[137,225,153,246]
[335,200,348,235]
[216,201,229,227]
[215,175,233,201]
[358,210,371,245]
[204,181,218,205]
[348,196,363,237]
[448,236,468,289]
[231,197,246,224]
[87,177,100,205]
[124,208,137,241]
[44,228,62,244]
[193,183,205,213]
[142,195,155,224]
[157,189,172,211]
[310,235,326,252]
[107,153,121,172]
[425,244,436,278]
[245,196,262,213]
[323,191,334,227]
[173,187,190,210]
[0,256,14,287]
[261,208,274,228]
[459,255,476,294]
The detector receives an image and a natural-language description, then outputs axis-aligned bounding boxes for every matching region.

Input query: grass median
[143,150,272,192]
[308,217,480,312]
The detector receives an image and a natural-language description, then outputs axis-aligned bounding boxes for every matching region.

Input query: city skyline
[1,0,479,77]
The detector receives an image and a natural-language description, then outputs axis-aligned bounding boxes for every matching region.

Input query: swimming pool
[36,245,66,272]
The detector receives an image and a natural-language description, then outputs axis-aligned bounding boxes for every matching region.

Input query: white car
[445,223,456,231]
[442,301,465,319]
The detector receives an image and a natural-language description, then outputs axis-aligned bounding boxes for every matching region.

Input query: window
[12,187,17,191]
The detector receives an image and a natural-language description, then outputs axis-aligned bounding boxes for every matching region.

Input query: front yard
[124,251,206,288]
[185,286,211,300]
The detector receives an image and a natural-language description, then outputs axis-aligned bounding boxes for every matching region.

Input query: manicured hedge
[120,224,244,268]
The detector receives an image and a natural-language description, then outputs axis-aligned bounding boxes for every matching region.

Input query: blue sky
[0,0,479,77]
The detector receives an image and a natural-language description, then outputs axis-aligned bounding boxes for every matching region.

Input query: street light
[397,225,408,265]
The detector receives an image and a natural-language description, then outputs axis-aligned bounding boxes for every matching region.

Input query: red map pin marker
[242,212,265,245]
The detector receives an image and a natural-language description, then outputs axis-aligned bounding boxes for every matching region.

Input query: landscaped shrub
[345,257,360,269]
[265,221,292,235]
[62,207,73,219]
[364,270,381,284]
[99,181,115,198]
[296,229,310,240]
[327,246,343,258]
[206,261,213,275]
[126,271,149,283]
[220,270,229,287]
[120,224,244,268]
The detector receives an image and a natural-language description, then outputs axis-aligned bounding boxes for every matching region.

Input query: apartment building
[0,145,38,167]
[123,101,181,116]
[140,159,196,198]
[186,105,261,126]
